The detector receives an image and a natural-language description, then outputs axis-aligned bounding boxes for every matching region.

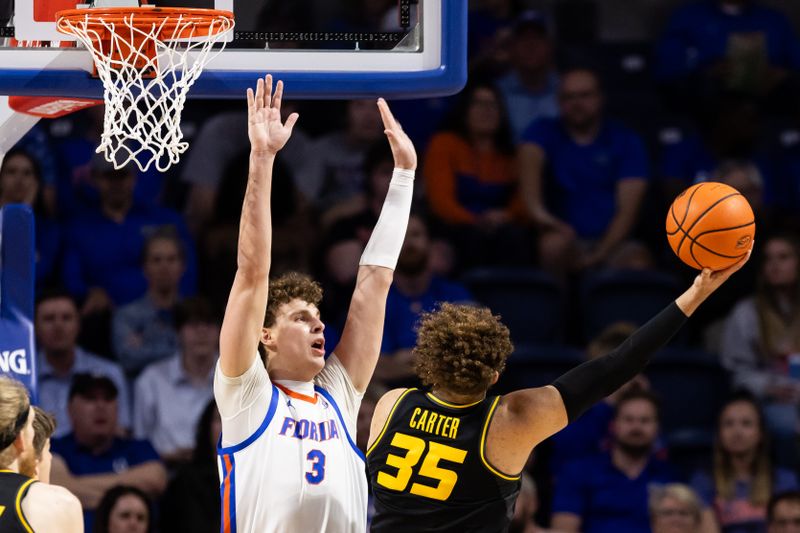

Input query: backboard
[0,0,466,99]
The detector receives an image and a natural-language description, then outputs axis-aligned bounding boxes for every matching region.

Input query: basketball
[666,182,755,271]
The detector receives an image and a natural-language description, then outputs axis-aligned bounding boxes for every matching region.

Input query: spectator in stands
[159,400,220,533]
[495,10,559,141]
[510,473,553,533]
[768,491,800,533]
[720,235,800,467]
[181,104,314,238]
[111,227,184,377]
[655,0,800,108]
[550,322,651,474]
[658,96,773,208]
[32,407,56,483]
[301,99,384,208]
[649,483,705,533]
[425,80,530,268]
[93,485,152,533]
[50,374,167,530]
[35,289,131,437]
[518,67,649,274]
[133,298,217,464]
[61,152,197,313]
[551,389,678,533]
[376,214,472,385]
[691,393,799,533]
[467,0,520,75]
[0,147,62,286]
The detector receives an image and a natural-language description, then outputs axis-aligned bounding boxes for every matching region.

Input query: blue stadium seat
[646,348,729,449]
[462,268,565,344]
[495,343,584,393]
[581,269,682,341]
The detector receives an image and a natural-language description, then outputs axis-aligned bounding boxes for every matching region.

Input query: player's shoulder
[24,483,82,533]
[26,482,81,514]
[377,387,412,409]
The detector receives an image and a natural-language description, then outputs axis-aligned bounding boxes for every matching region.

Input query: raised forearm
[236,152,274,277]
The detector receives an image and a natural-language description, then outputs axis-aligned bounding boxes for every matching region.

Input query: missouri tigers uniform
[0,470,36,533]
[214,354,367,533]
[367,389,521,533]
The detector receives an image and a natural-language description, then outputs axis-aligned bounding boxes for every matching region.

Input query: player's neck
[430,388,486,406]
[269,368,316,385]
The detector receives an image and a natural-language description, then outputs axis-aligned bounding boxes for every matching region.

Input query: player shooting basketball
[367,255,752,532]
[214,75,415,532]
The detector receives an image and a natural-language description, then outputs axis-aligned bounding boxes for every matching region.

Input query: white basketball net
[57,9,234,172]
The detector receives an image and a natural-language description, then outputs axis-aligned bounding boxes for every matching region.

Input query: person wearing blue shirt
[656,0,800,112]
[49,374,167,533]
[518,67,649,274]
[62,153,197,314]
[551,389,682,533]
[495,11,560,141]
[375,214,472,386]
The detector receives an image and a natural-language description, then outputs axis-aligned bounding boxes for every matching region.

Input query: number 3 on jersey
[305,450,326,484]
[376,433,467,501]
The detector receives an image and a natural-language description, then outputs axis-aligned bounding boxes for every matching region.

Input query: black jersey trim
[366,388,417,457]
[15,478,35,533]
[479,397,522,481]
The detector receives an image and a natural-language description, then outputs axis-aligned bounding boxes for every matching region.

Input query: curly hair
[263,272,323,328]
[413,303,513,395]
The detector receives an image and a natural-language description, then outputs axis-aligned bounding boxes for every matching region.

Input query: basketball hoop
[56,6,234,172]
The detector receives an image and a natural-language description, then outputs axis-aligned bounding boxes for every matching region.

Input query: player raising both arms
[367,255,751,532]
[214,75,416,532]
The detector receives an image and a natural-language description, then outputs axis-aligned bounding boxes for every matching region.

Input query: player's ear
[261,327,277,351]
[490,371,499,386]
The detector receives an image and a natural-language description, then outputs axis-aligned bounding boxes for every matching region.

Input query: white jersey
[214,354,367,533]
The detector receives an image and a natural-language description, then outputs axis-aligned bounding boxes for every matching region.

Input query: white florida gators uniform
[214,354,367,533]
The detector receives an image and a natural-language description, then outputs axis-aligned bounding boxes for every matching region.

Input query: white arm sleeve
[359,168,414,269]
[214,356,272,446]
[315,354,364,436]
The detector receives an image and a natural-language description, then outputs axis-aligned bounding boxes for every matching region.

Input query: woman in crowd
[0,147,61,287]
[423,79,529,269]
[691,393,799,533]
[650,484,706,533]
[720,235,800,466]
[93,485,152,533]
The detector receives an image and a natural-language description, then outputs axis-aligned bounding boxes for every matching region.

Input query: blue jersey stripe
[229,454,237,533]
[315,385,366,462]
[217,384,279,454]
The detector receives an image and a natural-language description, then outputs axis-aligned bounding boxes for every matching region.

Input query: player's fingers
[284,112,300,134]
[264,74,273,108]
[377,98,398,131]
[247,87,255,115]
[272,80,284,112]
[254,78,265,111]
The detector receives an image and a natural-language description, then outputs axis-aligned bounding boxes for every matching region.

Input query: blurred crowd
[2,0,800,532]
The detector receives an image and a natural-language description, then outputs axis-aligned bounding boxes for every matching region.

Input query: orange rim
[55,7,234,40]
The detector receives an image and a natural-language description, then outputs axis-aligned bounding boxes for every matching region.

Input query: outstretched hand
[247,74,299,155]
[377,98,416,170]
[692,244,753,296]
